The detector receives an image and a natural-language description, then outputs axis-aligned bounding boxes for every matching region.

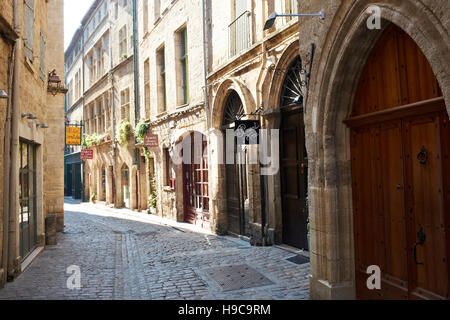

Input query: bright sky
[64,0,95,51]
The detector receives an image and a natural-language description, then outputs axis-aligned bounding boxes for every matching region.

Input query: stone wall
[0,0,65,283]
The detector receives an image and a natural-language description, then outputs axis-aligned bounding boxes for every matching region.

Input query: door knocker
[417,146,428,165]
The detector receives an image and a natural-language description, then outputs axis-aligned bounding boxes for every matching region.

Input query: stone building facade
[65,0,138,209]
[1,0,66,287]
[206,0,307,247]
[136,0,209,224]
[206,0,450,300]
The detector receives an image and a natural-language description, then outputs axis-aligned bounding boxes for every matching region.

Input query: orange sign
[66,127,81,145]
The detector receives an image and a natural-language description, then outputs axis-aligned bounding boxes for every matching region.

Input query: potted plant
[90,193,97,203]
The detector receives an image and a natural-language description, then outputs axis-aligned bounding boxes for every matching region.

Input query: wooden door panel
[379,121,409,286]
[403,115,449,299]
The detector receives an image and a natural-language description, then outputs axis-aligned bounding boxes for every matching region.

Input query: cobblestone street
[0,199,310,300]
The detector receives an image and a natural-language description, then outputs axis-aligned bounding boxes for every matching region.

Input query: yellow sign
[66,127,81,145]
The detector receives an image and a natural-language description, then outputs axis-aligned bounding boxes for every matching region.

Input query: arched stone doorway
[306,1,450,300]
[222,90,250,238]
[279,56,309,250]
[121,164,130,208]
[344,23,448,300]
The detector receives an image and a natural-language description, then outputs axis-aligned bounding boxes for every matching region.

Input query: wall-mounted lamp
[36,123,49,129]
[264,10,325,30]
[21,112,37,120]
[47,69,68,96]
[0,89,8,99]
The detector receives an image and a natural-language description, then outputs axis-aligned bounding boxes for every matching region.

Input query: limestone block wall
[0,3,14,282]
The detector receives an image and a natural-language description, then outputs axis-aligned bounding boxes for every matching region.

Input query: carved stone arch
[267,39,300,117]
[211,78,256,129]
[305,0,450,300]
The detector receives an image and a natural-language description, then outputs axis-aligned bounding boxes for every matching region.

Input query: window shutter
[40,31,45,80]
[24,0,35,62]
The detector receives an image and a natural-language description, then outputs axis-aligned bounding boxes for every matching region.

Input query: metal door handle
[413,243,424,265]
[414,226,426,265]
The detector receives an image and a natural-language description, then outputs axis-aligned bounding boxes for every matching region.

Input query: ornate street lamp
[264,10,325,30]
[47,69,68,96]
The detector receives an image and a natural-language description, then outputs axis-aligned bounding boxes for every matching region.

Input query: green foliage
[90,193,97,203]
[82,133,106,149]
[117,120,132,146]
[148,190,157,209]
[135,119,150,144]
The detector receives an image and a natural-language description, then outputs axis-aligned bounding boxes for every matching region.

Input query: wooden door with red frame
[345,24,450,300]
[183,132,210,229]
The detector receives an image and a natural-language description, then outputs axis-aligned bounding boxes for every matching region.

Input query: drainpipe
[1,38,16,288]
[132,0,139,127]
[109,12,117,207]
[132,0,141,209]
[81,31,86,202]
[8,0,22,279]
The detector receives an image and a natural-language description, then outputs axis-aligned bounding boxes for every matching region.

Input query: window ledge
[176,103,189,110]
[163,186,175,192]
[156,111,168,118]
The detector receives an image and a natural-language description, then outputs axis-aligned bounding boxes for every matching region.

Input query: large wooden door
[346,24,449,300]
[280,108,308,249]
[222,91,249,237]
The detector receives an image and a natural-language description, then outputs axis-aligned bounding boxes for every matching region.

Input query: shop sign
[144,134,159,148]
[81,149,94,160]
[66,127,82,146]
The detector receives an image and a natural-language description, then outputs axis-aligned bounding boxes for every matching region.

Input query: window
[115,1,119,19]
[24,0,35,62]
[176,27,189,105]
[164,148,174,188]
[143,0,149,34]
[68,80,73,106]
[154,0,161,20]
[285,0,298,22]
[97,99,103,133]
[120,88,130,121]
[157,46,166,112]
[75,71,80,101]
[229,0,250,57]
[39,31,45,79]
[144,58,150,117]
[77,68,82,98]
[119,26,127,59]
